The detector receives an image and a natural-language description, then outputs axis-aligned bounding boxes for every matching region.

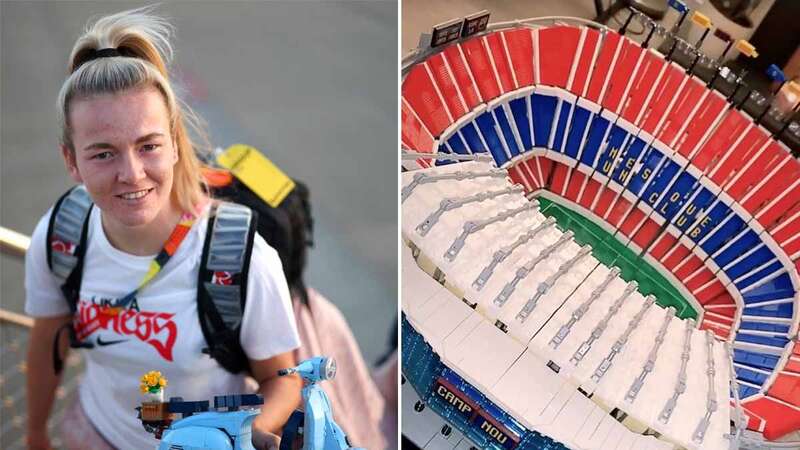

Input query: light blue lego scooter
[139,357,363,450]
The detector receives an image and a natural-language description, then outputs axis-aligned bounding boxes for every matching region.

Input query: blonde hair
[57,5,208,213]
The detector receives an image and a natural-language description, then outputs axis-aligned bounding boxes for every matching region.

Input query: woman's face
[62,86,178,229]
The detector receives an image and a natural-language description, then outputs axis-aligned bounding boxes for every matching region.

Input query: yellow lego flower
[139,370,168,394]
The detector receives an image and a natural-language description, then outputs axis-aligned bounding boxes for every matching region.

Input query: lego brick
[742,397,800,440]
[621,50,667,125]
[691,109,750,172]
[605,195,632,229]
[578,112,614,169]
[674,90,727,159]
[673,186,716,234]
[484,33,516,92]
[592,186,618,219]
[741,272,795,304]
[569,28,601,97]
[564,168,586,203]
[626,143,667,198]
[655,76,706,147]
[639,63,686,135]
[550,98,575,153]
[714,230,761,268]
[602,39,644,114]
[650,232,678,260]
[461,36,502,101]
[610,135,648,187]
[459,121,488,153]
[741,154,800,216]
[531,92,559,148]
[585,31,622,104]
[630,215,662,250]
[684,266,715,292]
[708,125,769,188]
[563,103,595,159]
[501,29,534,88]
[403,63,452,136]
[427,53,469,121]
[508,96,533,152]
[475,110,509,166]
[402,100,435,151]
[579,177,602,210]
[549,162,570,196]
[443,44,483,108]
[492,103,522,158]
[537,26,582,89]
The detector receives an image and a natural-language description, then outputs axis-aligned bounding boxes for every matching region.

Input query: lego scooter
[137,357,361,450]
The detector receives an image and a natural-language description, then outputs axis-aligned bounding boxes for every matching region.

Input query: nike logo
[96,336,127,346]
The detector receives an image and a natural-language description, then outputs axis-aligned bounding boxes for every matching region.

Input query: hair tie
[75,47,128,71]
[90,48,122,59]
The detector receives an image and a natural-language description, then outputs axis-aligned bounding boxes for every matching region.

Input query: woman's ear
[60,144,83,183]
[173,139,179,164]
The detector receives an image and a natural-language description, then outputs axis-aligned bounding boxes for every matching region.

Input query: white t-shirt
[25,204,300,450]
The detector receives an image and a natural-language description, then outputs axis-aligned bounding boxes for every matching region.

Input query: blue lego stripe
[689,201,730,244]
[738,321,791,334]
[674,186,715,232]
[626,144,664,196]
[447,134,470,155]
[743,302,794,318]
[733,349,779,371]
[550,101,573,152]
[594,125,631,177]
[476,112,509,166]
[531,94,558,148]
[742,273,794,304]
[509,97,532,151]
[715,232,762,268]
[735,365,768,386]
[460,123,487,154]
[494,106,521,158]
[654,171,698,221]
[655,172,697,221]
[641,159,681,208]
[735,332,790,348]
[610,136,647,186]
[564,105,593,159]
[700,213,747,256]
[579,114,612,167]
[734,261,783,291]
[738,384,759,399]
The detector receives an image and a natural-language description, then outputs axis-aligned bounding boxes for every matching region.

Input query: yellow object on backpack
[215,144,296,208]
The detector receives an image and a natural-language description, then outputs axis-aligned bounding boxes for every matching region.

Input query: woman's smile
[116,187,155,201]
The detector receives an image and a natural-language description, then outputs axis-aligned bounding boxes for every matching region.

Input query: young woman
[24,7,301,450]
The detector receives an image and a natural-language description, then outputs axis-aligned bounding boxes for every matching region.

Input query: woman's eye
[92,151,113,160]
[141,144,160,152]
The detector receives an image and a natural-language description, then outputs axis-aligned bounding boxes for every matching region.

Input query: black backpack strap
[46,186,94,375]
[197,201,257,374]
[46,185,94,312]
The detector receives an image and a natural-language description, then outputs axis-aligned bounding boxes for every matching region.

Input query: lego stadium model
[401,6,800,450]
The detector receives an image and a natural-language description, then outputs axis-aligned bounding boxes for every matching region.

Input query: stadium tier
[401,19,800,450]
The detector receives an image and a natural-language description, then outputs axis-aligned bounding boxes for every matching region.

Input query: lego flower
[139,370,168,394]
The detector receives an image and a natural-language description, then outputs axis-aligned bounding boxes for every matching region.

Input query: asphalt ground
[1,1,397,368]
